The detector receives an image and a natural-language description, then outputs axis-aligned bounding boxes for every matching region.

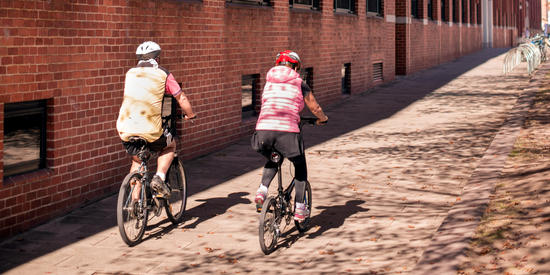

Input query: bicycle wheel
[117,172,148,246]
[259,197,279,255]
[294,181,312,232]
[164,157,187,224]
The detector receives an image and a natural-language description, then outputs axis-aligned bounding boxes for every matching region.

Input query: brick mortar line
[411,63,550,275]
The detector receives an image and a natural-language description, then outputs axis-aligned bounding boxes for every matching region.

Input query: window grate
[373,62,383,82]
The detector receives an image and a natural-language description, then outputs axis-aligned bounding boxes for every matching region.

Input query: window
[242,74,260,118]
[301,67,314,90]
[4,100,47,178]
[452,0,458,23]
[334,0,355,13]
[366,0,382,16]
[427,0,433,20]
[461,0,466,23]
[470,0,474,24]
[411,0,418,18]
[341,63,351,95]
[290,0,320,10]
[476,2,480,24]
[441,0,446,21]
[226,0,270,6]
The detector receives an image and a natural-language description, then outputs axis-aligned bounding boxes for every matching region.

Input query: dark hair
[136,50,161,60]
[278,61,299,70]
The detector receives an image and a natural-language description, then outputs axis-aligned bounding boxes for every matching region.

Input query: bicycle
[116,113,188,246]
[258,116,322,255]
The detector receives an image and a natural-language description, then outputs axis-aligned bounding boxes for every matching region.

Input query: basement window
[242,74,260,119]
[342,63,351,95]
[4,100,47,178]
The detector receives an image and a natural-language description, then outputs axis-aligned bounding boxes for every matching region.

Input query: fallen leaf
[319,250,335,255]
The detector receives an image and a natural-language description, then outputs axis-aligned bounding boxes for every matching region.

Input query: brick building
[0,0,541,238]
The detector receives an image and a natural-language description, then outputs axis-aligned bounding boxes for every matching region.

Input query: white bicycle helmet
[136,41,161,60]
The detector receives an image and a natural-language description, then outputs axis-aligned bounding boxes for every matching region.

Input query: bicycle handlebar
[300,116,328,126]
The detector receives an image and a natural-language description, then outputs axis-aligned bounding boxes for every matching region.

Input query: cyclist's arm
[174,92,196,120]
[304,92,328,124]
[165,73,196,120]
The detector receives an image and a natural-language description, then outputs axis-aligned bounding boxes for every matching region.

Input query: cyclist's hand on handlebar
[316,116,328,125]
[184,113,197,122]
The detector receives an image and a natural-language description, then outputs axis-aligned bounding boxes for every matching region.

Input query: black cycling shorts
[123,135,167,156]
[251,130,304,159]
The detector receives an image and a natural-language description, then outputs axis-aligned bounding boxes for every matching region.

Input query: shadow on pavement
[183,192,251,229]
[307,200,370,239]
[0,48,510,273]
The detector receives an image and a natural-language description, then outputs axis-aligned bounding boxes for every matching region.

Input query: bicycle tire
[259,196,278,255]
[164,157,187,224]
[294,181,312,232]
[117,172,148,246]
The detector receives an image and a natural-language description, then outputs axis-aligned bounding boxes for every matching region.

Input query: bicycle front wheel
[117,172,148,246]
[164,157,187,224]
[294,181,312,233]
[259,197,279,255]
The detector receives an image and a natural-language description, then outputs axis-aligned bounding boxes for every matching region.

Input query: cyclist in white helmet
[116,41,196,200]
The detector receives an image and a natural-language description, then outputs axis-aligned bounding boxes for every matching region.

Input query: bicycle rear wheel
[164,157,187,224]
[117,172,148,246]
[259,197,279,255]
[294,181,312,232]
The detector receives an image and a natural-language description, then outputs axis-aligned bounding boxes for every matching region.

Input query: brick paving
[0,48,545,275]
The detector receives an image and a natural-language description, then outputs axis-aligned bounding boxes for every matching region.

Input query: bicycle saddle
[270,151,282,163]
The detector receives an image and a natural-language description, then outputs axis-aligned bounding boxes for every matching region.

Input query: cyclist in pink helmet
[251,50,328,221]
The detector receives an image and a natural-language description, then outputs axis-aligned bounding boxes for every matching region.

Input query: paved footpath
[0,48,544,275]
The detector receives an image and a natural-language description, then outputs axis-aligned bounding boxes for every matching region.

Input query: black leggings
[260,154,307,203]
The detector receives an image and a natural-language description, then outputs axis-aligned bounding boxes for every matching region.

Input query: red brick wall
[396,0,484,75]
[493,27,519,48]
[0,0,398,238]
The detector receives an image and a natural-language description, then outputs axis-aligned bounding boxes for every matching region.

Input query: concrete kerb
[411,63,550,275]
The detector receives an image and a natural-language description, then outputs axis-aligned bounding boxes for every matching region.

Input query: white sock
[295,202,305,210]
[156,172,166,181]
[257,185,268,194]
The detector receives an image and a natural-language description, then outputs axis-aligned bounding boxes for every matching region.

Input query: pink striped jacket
[255,66,304,133]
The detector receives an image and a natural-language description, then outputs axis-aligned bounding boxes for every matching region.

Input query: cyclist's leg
[252,131,278,208]
[130,156,141,201]
[288,154,307,204]
[123,139,143,201]
[261,160,279,188]
[156,141,175,179]
[255,160,278,210]
[150,135,174,197]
